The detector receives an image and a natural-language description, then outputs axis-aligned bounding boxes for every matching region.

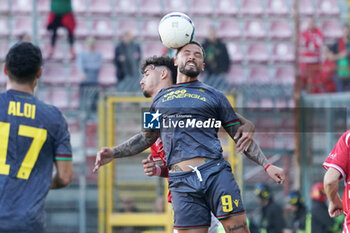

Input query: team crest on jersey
[329,153,336,158]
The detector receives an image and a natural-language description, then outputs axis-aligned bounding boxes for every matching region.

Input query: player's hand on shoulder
[234,121,255,153]
[266,164,285,184]
[93,147,114,173]
[142,154,157,176]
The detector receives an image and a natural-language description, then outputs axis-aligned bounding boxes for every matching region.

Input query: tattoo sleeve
[224,124,269,168]
[113,129,159,159]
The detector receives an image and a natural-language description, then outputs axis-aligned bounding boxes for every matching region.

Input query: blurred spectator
[310,182,334,233]
[114,31,141,83]
[319,46,337,93]
[47,0,76,59]
[76,37,102,84]
[202,26,230,77]
[118,196,139,213]
[284,190,307,233]
[328,25,350,91]
[17,32,31,42]
[254,183,286,233]
[76,37,102,114]
[299,18,324,92]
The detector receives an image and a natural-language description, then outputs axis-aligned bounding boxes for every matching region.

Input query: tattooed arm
[224,124,285,184]
[93,129,159,173]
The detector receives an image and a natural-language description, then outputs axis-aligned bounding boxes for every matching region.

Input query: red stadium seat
[321,19,342,39]
[215,0,238,16]
[164,0,189,14]
[227,42,243,63]
[74,17,89,39]
[268,19,292,40]
[89,0,112,15]
[142,41,165,59]
[115,0,137,15]
[192,17,214,39]
[138,0,162,16]
[243,20,266,39]
[94,40,114,62]
[299,0,315,16]
[141,18,159,39]
[91,18,114,39]
[273,65,295,85]
[217,19,241,39]
[226,66,246,86]
[49,89,69,110]
[190,0,213,16]
[0,18,9,38]
[245,42,269,64]
[240,0,264,16]
[12,17,32,37]
[316,0,340,16]
[67,65,84,85]
[266,0,289,16]
[41,64,66,86]
[37,0,50,15]
[41,41,66,61]
[72,0,87,15]
[11,0,32,15]
[0,1,9,14]
[98,65,116,86]
[116,18,139,38]
[247,66,270,84]
[271,42,294,63]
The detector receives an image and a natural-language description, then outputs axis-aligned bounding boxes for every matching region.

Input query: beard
[179,63,201,78]
[143,90,151,98]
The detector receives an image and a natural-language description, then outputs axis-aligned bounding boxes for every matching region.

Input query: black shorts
[168,159,245,230]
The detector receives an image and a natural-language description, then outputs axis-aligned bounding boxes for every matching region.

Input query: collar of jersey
[175,80,198,87]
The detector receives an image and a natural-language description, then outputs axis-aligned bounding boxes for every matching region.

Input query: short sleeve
[216,92,240,128]
[323,132,350,178]
[54,113,72,161]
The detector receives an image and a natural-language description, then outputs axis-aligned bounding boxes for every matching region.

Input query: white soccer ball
[158,12,195,49]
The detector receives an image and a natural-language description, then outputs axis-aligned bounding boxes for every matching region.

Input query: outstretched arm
[93,129,159,173]
[224,124,285,184]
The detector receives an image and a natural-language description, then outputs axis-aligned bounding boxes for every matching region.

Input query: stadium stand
[243,19,267,40]
[299,0,315,16]
[227,41,243,63]
[240,0,265,16]
[138,0,163,16]
[316,0,340,16]
[271,42,295,63]
[115,0,137,15]
[88,0,112,16]
[268,19,293,40]
[215,0,238,16]
[217,18,241,39]
[164,0,189,14]
[190,0,213,16]
[266,0,290,16]
[245,42,269,64]
[0,18,9,38]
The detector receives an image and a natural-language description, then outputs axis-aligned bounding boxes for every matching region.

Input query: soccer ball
[158,12,195,49]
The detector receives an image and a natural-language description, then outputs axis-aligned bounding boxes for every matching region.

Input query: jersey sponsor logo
[143,110,161,129]
[8,101,36,119]
[329,153,336,158]
[161,89,206,103]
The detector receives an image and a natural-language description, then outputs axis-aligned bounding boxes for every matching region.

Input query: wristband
[154,165,161,176]
[264,164,271,172]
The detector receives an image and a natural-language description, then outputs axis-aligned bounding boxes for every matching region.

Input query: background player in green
[94,41,285,233]
[0,42,73,233]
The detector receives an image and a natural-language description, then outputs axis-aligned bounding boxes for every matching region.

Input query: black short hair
[176,40,206,59]
[141,55,177,84]
[5,42,43,84]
